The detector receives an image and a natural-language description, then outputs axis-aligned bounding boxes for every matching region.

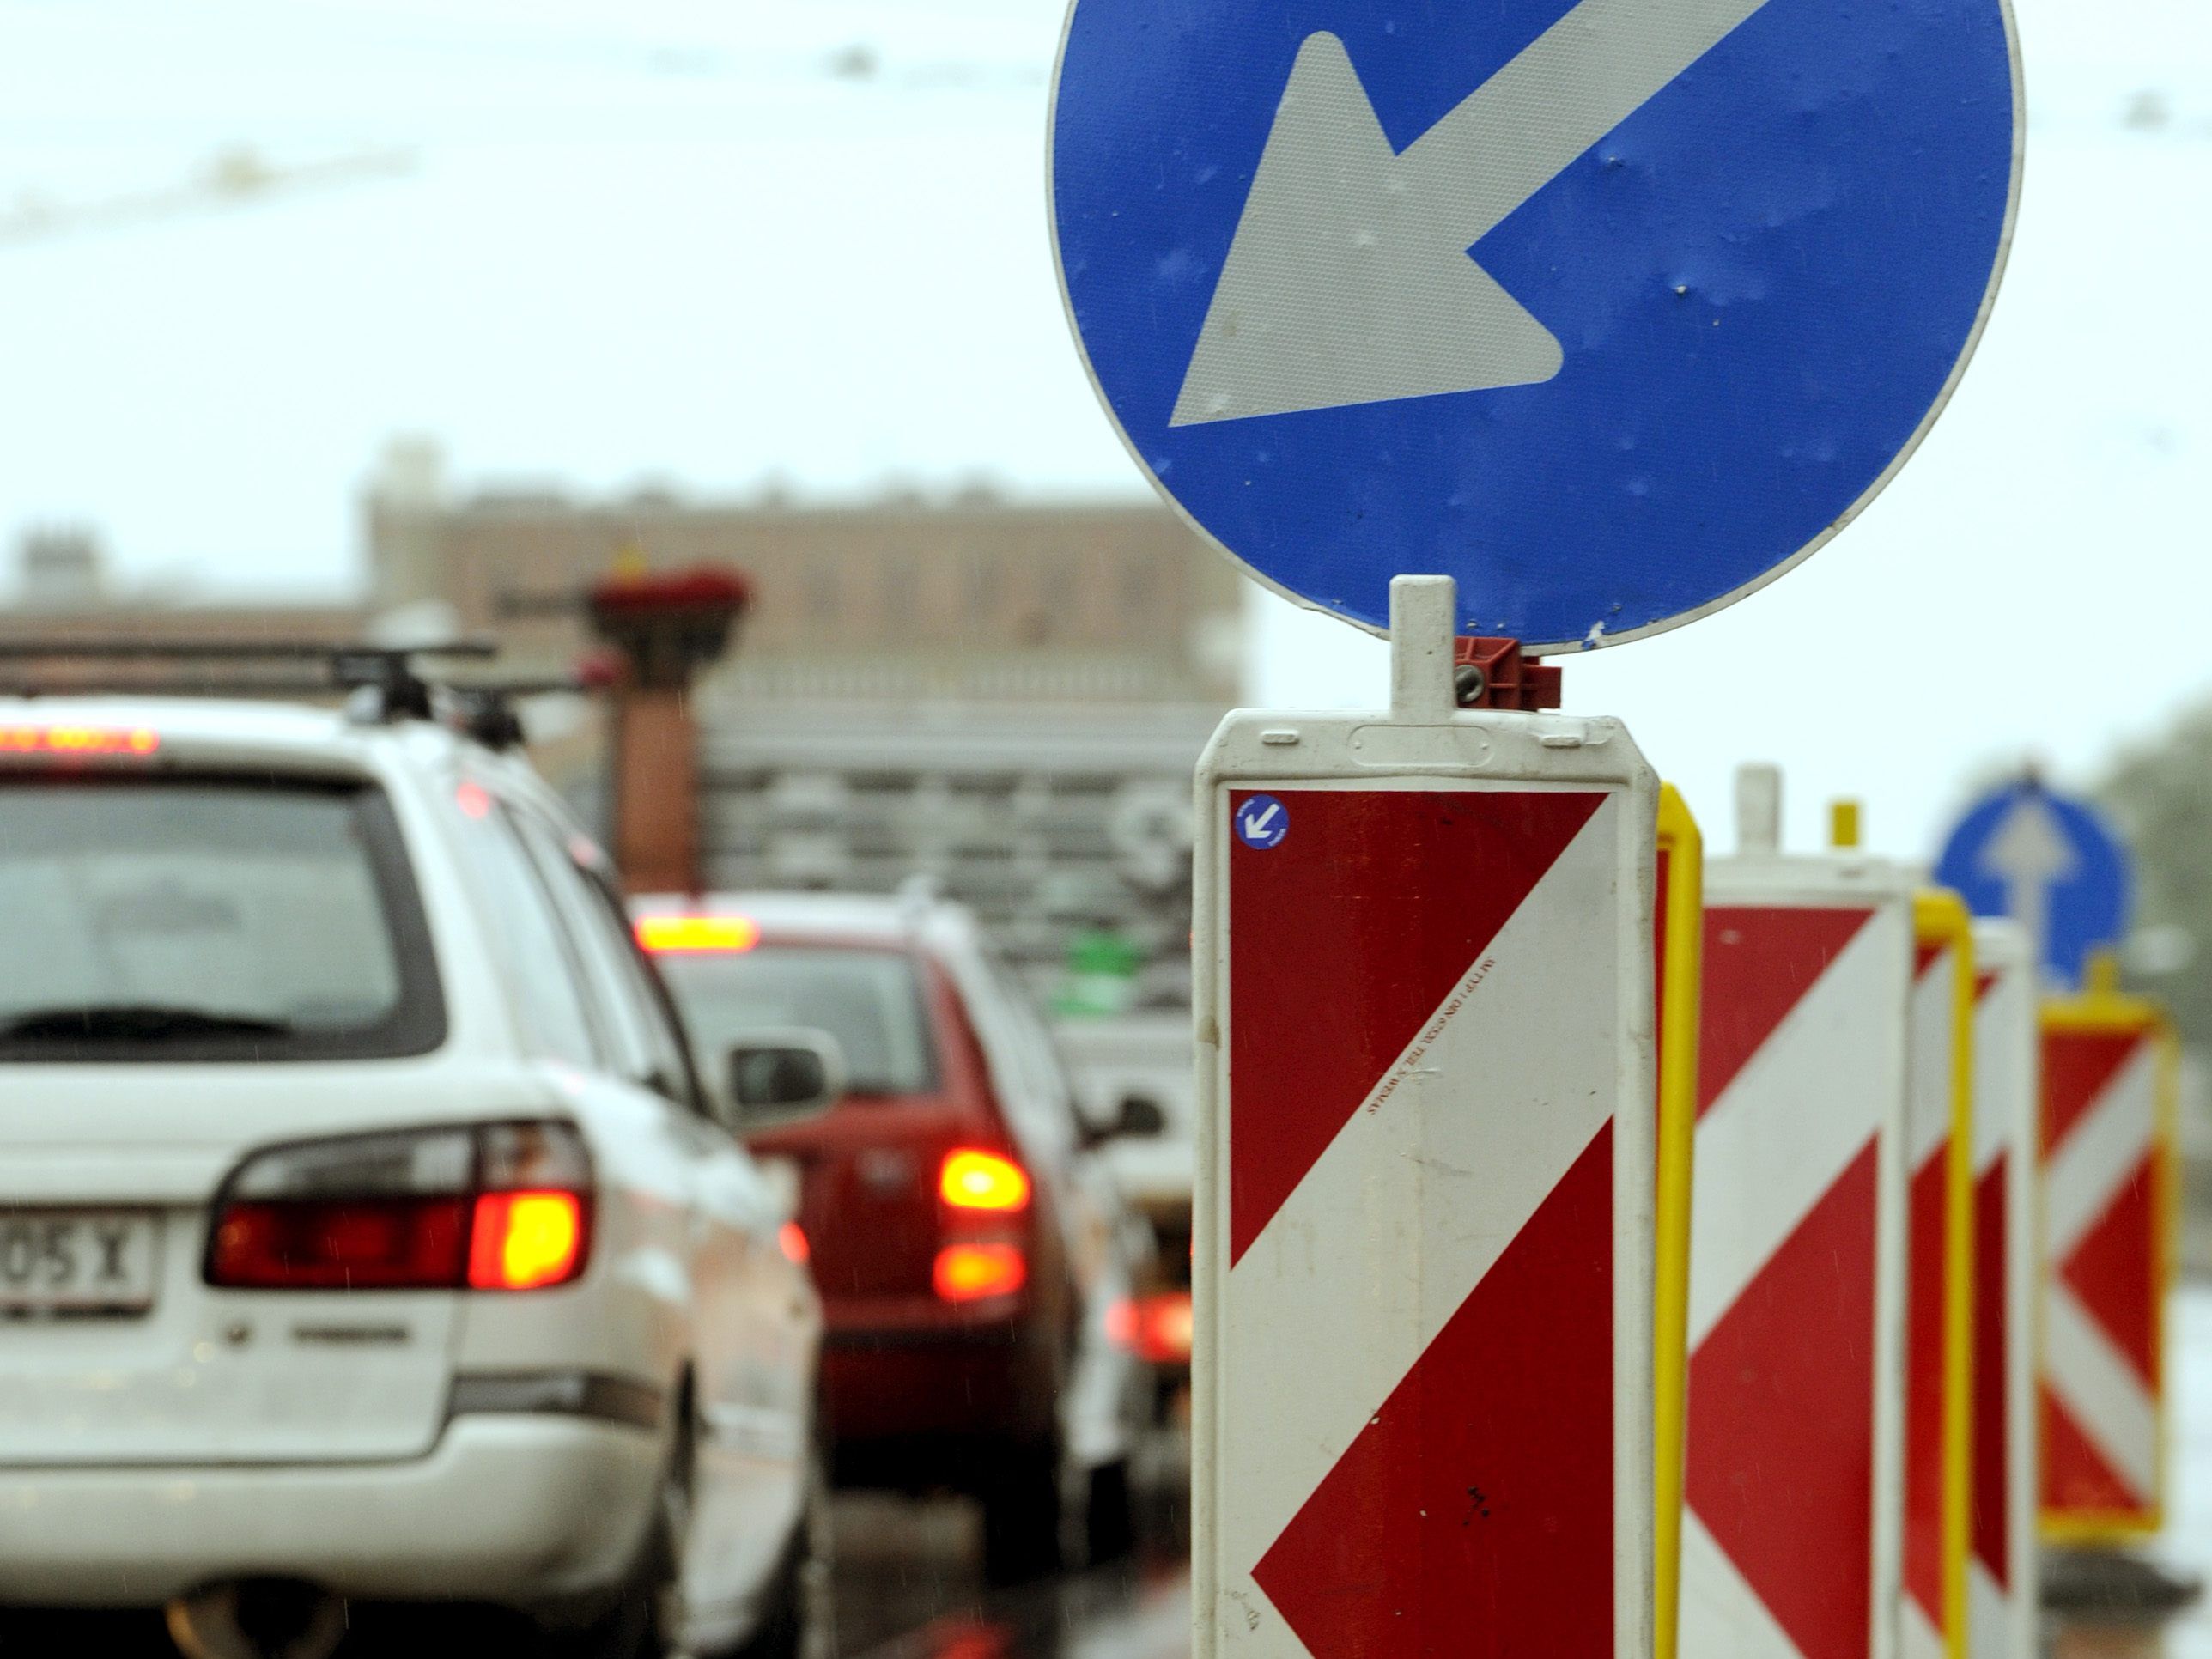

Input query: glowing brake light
[1108,1291,1194,1365]
[0,726,160,757]
[939,1149,1030,1213]
[933,1242,1027,1303]
[468,1191,586,1291]
[778,1221,811,1267]
[635,915,763,954]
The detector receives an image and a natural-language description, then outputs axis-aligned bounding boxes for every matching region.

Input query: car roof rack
[440,673,597,752]
[0,638,501,725]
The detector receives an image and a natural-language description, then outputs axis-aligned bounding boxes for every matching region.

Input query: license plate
[0,1212,160,1315]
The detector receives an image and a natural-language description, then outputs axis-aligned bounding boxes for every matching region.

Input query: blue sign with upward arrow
[1936,781,2132,989]
[1050,0,2021,651]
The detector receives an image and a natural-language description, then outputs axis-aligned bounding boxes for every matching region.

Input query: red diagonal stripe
[1915,941,1946,978]
[1904,1146,1950,1628]
[2041,1384,2142,1514]
[2043,1029,2145,1156]
[1226,787,1605,1266]
[2061,1152,2159,1389]
[1698,907,1875,1117]
[1251,1124,1613,1657]
[1687,1142,1879,1659]
[1972,1155,2011,1588]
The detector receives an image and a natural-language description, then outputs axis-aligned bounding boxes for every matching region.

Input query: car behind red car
[635,890,1151,1582]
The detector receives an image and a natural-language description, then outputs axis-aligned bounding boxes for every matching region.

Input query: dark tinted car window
[0,776,444,1063]
[655,945,937,1097]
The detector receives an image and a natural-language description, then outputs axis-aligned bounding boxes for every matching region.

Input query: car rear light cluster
[206,1121,592,1293]
[939,1149,1030,1212]
[934,1241,1026,1302]
[933,1146,1030,1305]
[0,725,161,757]
[1108,1291,1194,1365]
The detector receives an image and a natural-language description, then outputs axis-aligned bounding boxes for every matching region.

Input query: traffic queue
[0,653,1190,1659]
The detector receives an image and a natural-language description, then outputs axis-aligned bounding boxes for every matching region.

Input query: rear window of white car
[655,945,938,1097]
[0,776,445,1062]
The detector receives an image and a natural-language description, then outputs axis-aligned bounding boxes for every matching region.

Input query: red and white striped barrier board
[2038,969,2177,1541]
[1967,921,2037,1659]
[1193,692,1658,1659]
[1902,896,1972,1659]
[1681,856,1914,1659]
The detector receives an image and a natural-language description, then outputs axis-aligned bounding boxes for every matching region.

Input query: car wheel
[980,1439,1066,1585]
[1084,1457,1138,1566]
[726,1437,834,1659]
[555,1423,694,1659]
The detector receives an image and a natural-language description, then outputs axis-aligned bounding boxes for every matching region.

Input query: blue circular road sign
[1936,781,2132,989]
[1050,0,2021,652]
[1235,793,1291,851]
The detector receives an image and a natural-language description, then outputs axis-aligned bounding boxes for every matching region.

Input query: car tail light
[634,914,762,954]
[0,725,161,757]
[1108,1291,1194,1365]
[933,1242,1026,1304]
[778,1221,811,1267]
[939,1149,1030,1213]
[207,1122,592,1292]
[468,1191,586,1291]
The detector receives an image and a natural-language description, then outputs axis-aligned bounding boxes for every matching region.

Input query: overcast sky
[2,0,2208,859]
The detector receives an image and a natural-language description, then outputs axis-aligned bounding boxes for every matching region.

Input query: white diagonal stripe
[2046,1042,2157,1261]
[1968,1559,2018,1659]
[1679,1508,1805,1658]
[1906,947,1957,1172]
[1689,909,1902,1348]
[2045,1282,2158,1498]
[1221,800,1621,1634]
[1902,1599,1944,1659]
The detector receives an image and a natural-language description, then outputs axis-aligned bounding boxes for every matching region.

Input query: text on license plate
[0,1212,160,1314]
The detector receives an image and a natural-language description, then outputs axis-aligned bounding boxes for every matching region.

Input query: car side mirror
[1090,1091,1168,1146]
[720,1028,847,1133]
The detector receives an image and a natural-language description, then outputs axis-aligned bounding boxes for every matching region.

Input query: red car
[634,891,1152,1583]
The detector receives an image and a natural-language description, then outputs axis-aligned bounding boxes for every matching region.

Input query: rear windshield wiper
[0,1005,297,1042]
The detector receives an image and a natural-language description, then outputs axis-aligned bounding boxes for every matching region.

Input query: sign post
[1049,0,2022,1644]
[1192,575,1658,1656]
[1680,770,1916,1659]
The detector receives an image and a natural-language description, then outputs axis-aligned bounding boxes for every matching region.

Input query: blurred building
[362,441,1242,1001]
[363,440,1243,705]
[0,527,367,671]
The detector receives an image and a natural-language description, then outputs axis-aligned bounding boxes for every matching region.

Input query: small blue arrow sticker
[1236,793,1290,851]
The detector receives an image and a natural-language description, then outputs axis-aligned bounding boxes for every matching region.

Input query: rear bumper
[0,1416,660,1609]
[823,1321,1056,1486]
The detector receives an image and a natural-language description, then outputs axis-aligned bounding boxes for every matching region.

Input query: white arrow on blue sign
[1935,782,2131,989]
[1236,793,1291,851]
[1049,0,2022,651]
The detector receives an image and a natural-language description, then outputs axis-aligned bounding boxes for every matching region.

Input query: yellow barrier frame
[1915,891,1976,1659]
[1653,785,1701,1659]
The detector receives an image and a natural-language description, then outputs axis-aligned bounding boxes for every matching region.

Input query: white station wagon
[0,684,828,1659]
